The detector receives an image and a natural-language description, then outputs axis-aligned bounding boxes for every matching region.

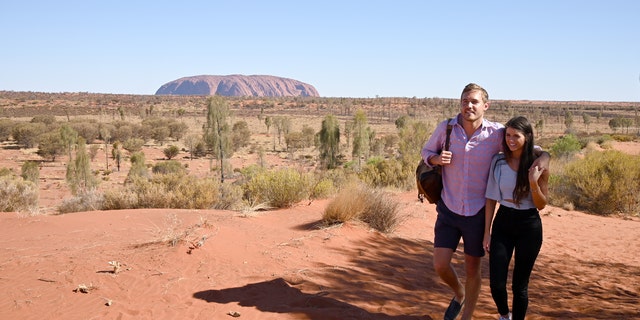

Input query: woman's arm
[529,165,549,210]
[484,199,497,253]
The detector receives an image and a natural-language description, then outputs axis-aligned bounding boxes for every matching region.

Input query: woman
[483,116,549,320]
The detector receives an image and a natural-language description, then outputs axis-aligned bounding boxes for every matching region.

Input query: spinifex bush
[553,150,640,215]
[0,175,39,213]
[322,183,400,233]
[243,168,312,208]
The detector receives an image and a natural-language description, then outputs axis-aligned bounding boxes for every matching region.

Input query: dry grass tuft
[322,183,401,232]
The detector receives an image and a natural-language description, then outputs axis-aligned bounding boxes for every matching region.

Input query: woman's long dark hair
[502,116,536,205]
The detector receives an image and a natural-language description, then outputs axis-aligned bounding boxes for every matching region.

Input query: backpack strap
[444,118,453,151]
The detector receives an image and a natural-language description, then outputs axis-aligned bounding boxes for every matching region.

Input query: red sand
[0,142,639,319]
[1,192,638,319]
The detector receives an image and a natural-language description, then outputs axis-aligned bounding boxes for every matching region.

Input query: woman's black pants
[489,205,542,320]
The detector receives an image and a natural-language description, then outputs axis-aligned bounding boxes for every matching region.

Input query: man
[421,83,549,320]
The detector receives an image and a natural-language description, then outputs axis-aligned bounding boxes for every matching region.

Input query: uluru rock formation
[155,75,319,97]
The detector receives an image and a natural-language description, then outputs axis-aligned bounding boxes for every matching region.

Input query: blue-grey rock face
[155,75,319,97]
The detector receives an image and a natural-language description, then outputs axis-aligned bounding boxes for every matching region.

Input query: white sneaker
[498,313,511,320]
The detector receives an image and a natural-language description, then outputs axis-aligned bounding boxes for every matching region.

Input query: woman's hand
[529,165,544,182]
[483,234,491,253]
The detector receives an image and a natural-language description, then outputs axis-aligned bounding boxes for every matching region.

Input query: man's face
[460,90,489,123]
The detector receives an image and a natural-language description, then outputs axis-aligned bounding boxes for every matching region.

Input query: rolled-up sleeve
[421,120,449,167]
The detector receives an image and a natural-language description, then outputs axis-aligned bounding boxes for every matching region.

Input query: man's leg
[460,254,482,320]
[433,247,465,303]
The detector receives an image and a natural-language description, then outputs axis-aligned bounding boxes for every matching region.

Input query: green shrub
[243,168,312,208]
[550,134,582,158]
[122,138,145,153]
[553,150,640,215]
[310,177,336,200]
[103,174,221,210]
[163,145,180,160]
[0,175,39,213]
[0,167,13,177]
[21,161,40,185]
[359,157,411,190]
[152,160,185,175]
[611,134,636,142]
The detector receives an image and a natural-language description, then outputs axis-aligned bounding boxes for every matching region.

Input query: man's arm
[532,149,550,171]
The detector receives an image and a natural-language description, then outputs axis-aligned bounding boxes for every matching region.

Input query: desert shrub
[358,157,407,189]
[552,150,640,215]
[122,138,145,153]
[309,177,336,200]
[21,161,40,185]
[231,121,251,151]
[57,190,105,214]
[168,121,189,141]
[36,131,65,161]
[322,183,400,232]
[359,189,400,233]
[163,145,180,160]
[611,134,636,142]
[0,175,39,213]
[70,120,99,143]
[103,174,221,210]
[152,160,185,175]
[549,134,582,158]
[322,184,368,224]
[243,168,312,208]
[0,167,13,177]
[320,167,359,190]
[126,151,149,182]
[112,124,133,142]
[12,122,47,148]
[171,175,220,209]
[597,134,614,149]
[89,144,100,161]
[215,182,244,210]
[30,115,57,125]
[0,118,16,141]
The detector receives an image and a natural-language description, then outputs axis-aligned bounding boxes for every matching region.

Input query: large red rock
[155,74,319,97]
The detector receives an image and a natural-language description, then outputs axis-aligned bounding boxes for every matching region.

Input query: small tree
[231,121,251,151]
[352,109,370,169]
[21,161,40,185]
[163,145,180,160]
[318,114,341,169]
[36,131,64,161]
[264,116,272,134]
[203,96,232,183]
[126,151,149,182]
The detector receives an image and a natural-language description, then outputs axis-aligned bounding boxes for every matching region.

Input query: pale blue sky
[1,1,639,102]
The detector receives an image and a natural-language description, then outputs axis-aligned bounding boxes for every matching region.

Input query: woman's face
[505,127,526,152]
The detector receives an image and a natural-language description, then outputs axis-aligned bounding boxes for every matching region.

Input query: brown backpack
[416,120,453,203]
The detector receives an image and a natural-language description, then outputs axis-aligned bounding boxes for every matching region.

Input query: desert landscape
[0,91,639,319]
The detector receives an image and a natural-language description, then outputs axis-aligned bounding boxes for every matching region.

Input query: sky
[1,1,639,102]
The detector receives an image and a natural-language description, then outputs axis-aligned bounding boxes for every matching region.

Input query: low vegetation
[0,91,639,222]
[322,183,401,233]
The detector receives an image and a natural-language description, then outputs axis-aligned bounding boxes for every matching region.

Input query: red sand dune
[1,191,638,320]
